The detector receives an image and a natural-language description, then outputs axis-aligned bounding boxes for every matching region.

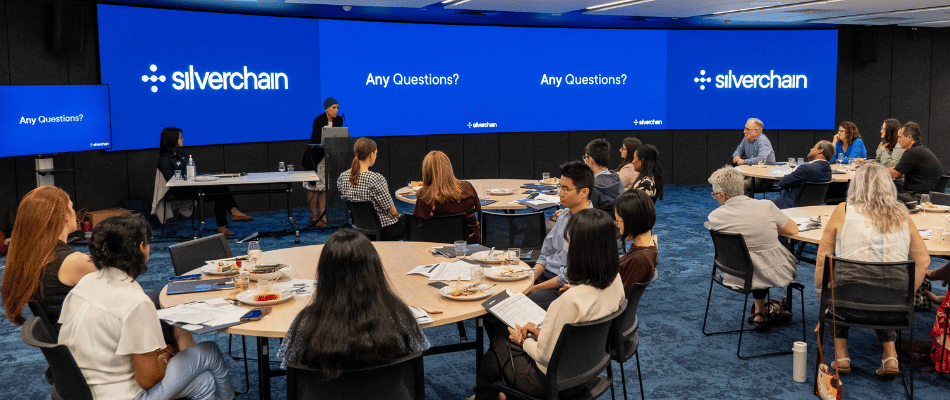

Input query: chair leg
[457,321,469,342]
[635,352,645,400]
[787,283,807,342]
[619,360,628,400]
[607,363,616,400]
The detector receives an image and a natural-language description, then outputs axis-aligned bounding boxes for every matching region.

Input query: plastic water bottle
[186,155,196,179]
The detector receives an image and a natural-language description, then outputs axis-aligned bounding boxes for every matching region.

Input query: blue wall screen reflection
[98,5,837,151]
[0,85,112,158]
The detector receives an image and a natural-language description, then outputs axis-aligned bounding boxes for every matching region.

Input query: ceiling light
[709,0,844,17]
[915,19,950,25]
[810,4,950,22]
[442,0,473,6]
[586,0,657,13]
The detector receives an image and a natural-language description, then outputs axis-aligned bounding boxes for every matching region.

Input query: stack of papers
[791,216,821,232]
[156,299,249,334]
[482,290,546,329]
[406,260,477,281]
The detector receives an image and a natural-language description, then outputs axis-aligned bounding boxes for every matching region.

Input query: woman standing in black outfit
[301,97,344,227]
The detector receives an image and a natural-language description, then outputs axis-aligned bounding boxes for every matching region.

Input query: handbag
[766,297,794,325]
[914,280,933,311]
[815,256,843,400]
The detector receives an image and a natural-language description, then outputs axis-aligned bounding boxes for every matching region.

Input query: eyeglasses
[710,192,722,198]
[559,185,577,192]
[582,154,590,161]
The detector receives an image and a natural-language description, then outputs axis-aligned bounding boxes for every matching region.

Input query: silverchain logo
[693,70,711,90]
[141,64,166,93]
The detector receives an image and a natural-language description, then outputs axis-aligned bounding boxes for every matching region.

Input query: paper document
[408,306,433,325]
[771,169,792,178]
[428,260,475,281]
[481,290,546,329]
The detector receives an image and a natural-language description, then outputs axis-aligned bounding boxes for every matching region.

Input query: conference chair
[794,181,832,207]
[487,299,627,400]
[609,271,657,400]
[287,352,424,400]
[935,175,950,193]
[167,234,251,394]
[27,301,57,385]
[20,316,92,400]
[702,230,806,360]
[480,210,546,266]
[343,199,384,240]
[814,257,917,399]
[406,213,468,243]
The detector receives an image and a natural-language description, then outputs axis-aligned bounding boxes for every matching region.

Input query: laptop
[321,127,350,145]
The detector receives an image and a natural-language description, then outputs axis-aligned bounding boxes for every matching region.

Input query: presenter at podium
[301,97,344,227]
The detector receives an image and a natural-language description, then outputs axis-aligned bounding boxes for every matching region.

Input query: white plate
[484,265,533,281]
[920,205,950,213]
[200,264,240,276]
[471,251,509,264]
[439,284,495,301]
[489,188,515,195]
[539,178,558,185]
[193,175,219,182]
[248,264,291,281]
[236,289,296,306]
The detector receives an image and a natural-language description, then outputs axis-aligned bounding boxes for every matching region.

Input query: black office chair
[480,210,547,266]
[20,317,92,400]
[702,229,806,360]
[27,301,57,385]
[344,199,384,241]
[287,352,424,400]
[935,175,950,193]
[488,299,627,400]
[814,257,917,399]
[794,181,832,207]
[609,271,658,400]
[406,213,468,243]
[167,233,232,276]
[928,191,950,206]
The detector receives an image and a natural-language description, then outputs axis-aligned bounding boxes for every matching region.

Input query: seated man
[732,118,776,197]
[772,140,833,209]
[889,122,944,203]
[584,139,623,212]
[526,161,593,310]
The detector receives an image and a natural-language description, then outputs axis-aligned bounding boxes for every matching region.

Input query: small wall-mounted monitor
[0,84,113,158]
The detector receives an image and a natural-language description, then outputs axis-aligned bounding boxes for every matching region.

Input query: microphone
[340,112,347,127]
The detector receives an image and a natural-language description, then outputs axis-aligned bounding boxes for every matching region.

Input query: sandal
[875,357,900,381]
[830,358,851,375]
[751,312,769,332]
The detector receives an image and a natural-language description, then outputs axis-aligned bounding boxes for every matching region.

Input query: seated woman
[630,144,664,201]
[832,121,867,164]
[706,166,798,332]
[156,127,251,236]
[613,189,658,293]
[279,228,429,373]
[474,209,624,400]
[617,137,642,191]
[413,150,481,243]
[1,187,97,328]
[337,138,406,241]
[58,215,232,400]
[871,118,905,167]
[815,164,928,379]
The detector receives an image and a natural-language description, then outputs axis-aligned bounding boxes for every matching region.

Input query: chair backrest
[167,233,232,276]
[928,191,950,206]
[935,175,950,193]
[287,352,424,400]
[547,299,627,394]
[819,256,916,330]
[20,317,93,400]
[795,181,831,207]
[707,229,755,293]
[406,213,467,243]
[344,199,383,241]
[480,210,547,250]
[28,300,57,334]
[610,271,657,362]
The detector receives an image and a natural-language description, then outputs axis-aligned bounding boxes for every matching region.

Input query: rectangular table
[166,171,319,243]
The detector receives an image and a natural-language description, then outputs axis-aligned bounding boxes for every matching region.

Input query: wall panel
[928,28,950,168]
[6,1,68,85]
[890,27,932,142]
[463,133,499,179]
[499,132,535,179]
[387,135,427,193]
[534,131,570,179]
[427,134,465,177]
[849,27,892,141]
[671,130,707,185]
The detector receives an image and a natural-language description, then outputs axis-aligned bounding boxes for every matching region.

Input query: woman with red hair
[413,151,481,243]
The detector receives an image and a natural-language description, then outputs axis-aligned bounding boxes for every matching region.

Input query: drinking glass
[454,240,467,258]
[233,272,250,294]
[921,194,931,205]
[173,170,182,180]
[836,153,844,165]
[757,159,765,167]
[256,278,275,293]
[287,164,294,173]
[542,172,550,181]
[507,248,521,264]
[484,187,492,198]
[470,266,484,285]
[247,241,262,267]
[797,157,804,166]
[788,157,795,167]
[278,162,286,173]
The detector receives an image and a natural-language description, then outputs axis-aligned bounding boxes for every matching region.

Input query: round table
[395,179,554,210]
[735,164,854,183]
[160,241,534,400]
[781,205,950,256]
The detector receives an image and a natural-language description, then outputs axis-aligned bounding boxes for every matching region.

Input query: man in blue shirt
[773,140,833,209]
[527,161,593,309]
[732,118,776,196]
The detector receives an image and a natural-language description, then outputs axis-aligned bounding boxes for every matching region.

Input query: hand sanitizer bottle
[186,155,196,179]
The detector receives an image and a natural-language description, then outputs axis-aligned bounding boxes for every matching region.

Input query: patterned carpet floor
[1,184,947,399]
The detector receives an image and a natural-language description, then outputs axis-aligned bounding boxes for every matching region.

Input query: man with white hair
[732,118,776,196]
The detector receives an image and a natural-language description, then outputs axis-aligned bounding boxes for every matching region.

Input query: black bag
[121,198,152,217]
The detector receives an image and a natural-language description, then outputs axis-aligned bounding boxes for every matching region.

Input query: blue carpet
[1,184,947,399]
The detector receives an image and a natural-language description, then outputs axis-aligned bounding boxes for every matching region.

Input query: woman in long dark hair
[156,127,251,236]
[616,137,642,191]
[279,229,428,376]
[336,137,405,240]
[613,189,658,294]
[58,215,232,399]
[630,144,664,201]
[474,209,624,399]
[873,118,904,167]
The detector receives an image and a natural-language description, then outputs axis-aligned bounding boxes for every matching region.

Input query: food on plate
[451,284,483,297]
[922,202,939,209]
[541,177,558,184]
[251,264,288,274]
[215,260,241,272]
[410,180,423,187]
[254,293,281,302]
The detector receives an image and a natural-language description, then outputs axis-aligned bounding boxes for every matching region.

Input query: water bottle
[186,155,196,179]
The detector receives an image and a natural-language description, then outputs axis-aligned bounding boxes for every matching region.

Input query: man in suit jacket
[773,140,834,209]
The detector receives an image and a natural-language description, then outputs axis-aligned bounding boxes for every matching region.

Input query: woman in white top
[58,215,233,400]
[816,164,928,379]
[474,209,624,399]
